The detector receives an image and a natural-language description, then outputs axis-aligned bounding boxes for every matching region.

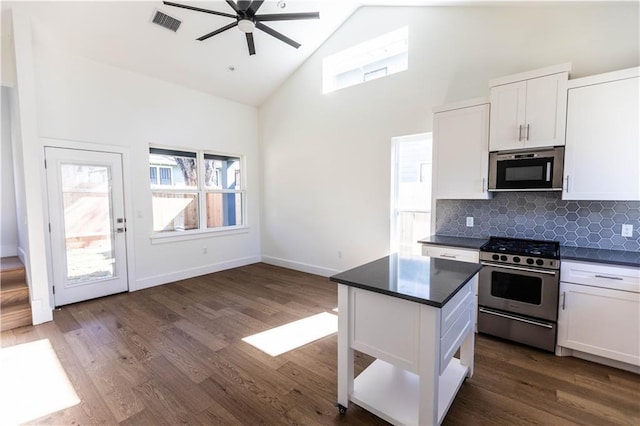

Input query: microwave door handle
[546,162,551,182]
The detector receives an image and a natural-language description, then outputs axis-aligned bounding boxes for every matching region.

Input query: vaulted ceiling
[1,1,444,106]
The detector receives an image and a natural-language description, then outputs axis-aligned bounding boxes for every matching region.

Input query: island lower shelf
[351,357,470,425]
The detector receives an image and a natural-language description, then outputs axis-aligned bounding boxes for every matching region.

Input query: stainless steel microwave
[488,147,564,191]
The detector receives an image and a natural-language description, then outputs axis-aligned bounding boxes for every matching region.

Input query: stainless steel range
[478,237,560,352]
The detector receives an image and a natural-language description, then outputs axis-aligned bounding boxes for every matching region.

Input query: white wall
[1,86,18,257]
[32,46,261,292]
[259,3,640,275]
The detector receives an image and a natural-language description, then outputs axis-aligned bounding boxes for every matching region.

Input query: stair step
[1,304,32,332]
[1,283,30,308]
[1,257,26,288]
[1,268,26,287]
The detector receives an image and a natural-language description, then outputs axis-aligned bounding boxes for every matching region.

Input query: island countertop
[329,253,482,308]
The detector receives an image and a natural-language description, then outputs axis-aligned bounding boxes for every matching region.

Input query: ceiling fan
[163,1,320,56]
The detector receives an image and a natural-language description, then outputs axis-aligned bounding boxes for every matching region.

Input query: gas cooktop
[480,237,560,269]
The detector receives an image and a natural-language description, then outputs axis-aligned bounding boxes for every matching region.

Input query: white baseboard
[132,255,261,291]
[261,255,340,277]
[17,247,26,264]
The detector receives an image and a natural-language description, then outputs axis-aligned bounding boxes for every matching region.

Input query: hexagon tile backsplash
[436,192,640,252]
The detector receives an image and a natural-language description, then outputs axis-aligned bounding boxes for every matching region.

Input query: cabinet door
[433,104,491,199]
[489,81,526,151]
[563,76,640,200]
[558,282,640,366]
[524,72,568,148]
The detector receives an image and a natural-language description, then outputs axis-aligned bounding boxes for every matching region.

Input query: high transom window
[149,147,244,234]
[322,26,408,94]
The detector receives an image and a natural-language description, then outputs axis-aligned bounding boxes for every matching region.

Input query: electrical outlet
[203,246,208,254]
[466,217,474,227]
[621,224,633,237]
[338,251,342,259]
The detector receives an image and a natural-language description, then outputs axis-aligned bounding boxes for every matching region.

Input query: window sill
[150,226,250,244]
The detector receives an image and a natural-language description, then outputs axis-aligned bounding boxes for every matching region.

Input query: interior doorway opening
[391,133,432,255]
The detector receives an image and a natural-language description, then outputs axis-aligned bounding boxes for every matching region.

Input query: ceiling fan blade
[246,1,265,16]
[255,22,300,49]
[197,22,238,41]
[163,1,236,19]
[246,32,256,55]
[238,1,251,12]
[256,12,320,22]
[224,0,240,13]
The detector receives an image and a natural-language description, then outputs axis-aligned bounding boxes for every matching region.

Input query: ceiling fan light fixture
[238,19,255,33]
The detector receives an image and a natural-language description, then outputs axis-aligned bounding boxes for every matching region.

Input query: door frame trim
[41,138,136,306]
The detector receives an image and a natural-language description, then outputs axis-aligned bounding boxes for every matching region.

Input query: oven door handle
[480,261,558,276]
[479,307,554,329]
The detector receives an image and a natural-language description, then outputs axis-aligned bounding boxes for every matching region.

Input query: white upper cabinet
[563,67,640,201]
[489,64,570,151]
[432,98,491,200]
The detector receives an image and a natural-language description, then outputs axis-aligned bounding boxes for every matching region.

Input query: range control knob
[526,258,534,265]
[500,255,508,261]
[536,259,544,266]
[513,257,521,263]
[492,254,499,261]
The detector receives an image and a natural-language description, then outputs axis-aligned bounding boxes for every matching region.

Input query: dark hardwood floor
[1,263,638,425]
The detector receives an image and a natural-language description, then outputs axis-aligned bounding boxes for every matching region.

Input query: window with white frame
[149,147,244,233]
[322,26,408,94]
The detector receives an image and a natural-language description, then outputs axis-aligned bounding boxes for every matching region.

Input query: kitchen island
[330,254,482,425]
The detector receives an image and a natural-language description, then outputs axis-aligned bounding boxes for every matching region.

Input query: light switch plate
[466,217,474,227]
[621,224,633,237]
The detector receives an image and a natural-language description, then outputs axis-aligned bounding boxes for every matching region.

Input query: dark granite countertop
[417,235,488,250]
[560,246,640,268]
[329,253,482,308]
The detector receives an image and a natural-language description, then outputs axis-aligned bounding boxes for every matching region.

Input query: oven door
[478,262,559,321]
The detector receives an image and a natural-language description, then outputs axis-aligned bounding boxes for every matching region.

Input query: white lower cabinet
[557,260,640,368]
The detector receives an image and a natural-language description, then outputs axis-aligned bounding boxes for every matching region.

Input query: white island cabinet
[557,259,640,372]
[330,254,481,425]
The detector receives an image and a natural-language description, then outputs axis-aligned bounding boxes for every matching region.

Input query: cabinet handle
[525,124,530,141]
[564,175,569,193]
[481,177,486,193]
[479,308,554,329]
[562,291,566,310]
[440,254,458,259]
[595,275,623,281]
[518,125,523,142]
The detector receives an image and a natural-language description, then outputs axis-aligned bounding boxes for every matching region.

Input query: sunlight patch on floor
[0,339,80,424]
[242,312,338,356]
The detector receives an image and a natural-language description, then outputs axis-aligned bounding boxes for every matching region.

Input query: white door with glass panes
[45,147,128,306]
[391,134,432,255]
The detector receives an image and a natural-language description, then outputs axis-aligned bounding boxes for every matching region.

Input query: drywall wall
[259,3,640,275]
[1,86,18,257]
[28,43,261,298]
